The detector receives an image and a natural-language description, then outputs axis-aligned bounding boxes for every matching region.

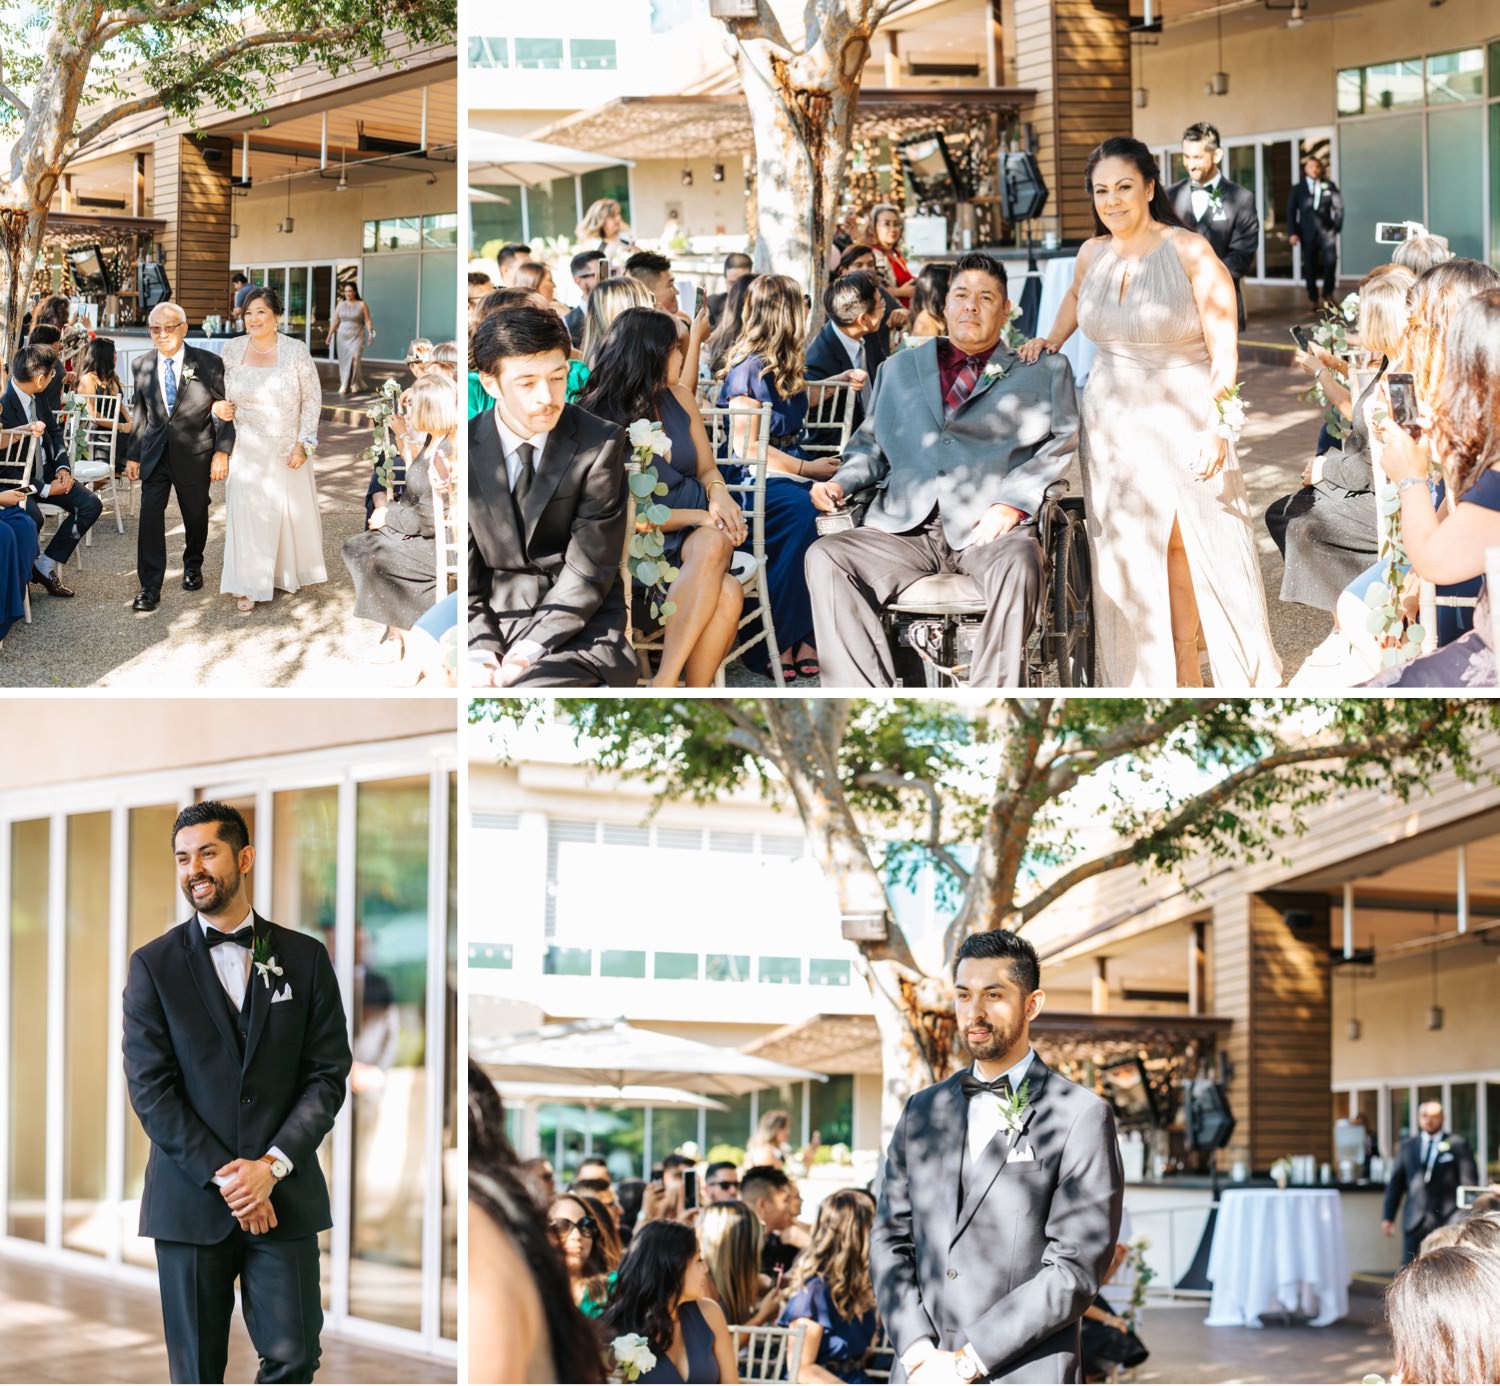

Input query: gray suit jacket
[872,1058,1124,1383]
[830,339,1078,549]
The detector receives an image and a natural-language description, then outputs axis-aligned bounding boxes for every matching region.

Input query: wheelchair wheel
[1050,504,1095,687]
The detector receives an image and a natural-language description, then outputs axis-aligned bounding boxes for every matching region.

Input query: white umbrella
[474,1017,827,1097]
[494,1081,730,1112]
[468,130,633,187]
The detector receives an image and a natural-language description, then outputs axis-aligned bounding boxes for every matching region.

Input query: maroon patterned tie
[944,354,983,418]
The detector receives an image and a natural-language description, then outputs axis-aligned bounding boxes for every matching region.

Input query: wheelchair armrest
[1042,478,1070,502]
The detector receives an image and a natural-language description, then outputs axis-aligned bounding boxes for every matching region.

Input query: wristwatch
[260,1154,290,1180]
[955,1346,984,1382]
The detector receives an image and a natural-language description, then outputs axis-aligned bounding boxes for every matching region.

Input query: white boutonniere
[983,360,1009,382]
[251,933,282,990]
[611,1333,657,1383]
[1208,184,1226,218]
[180,363,198,384]
[1439,1140,1451,1154]
[996,1078,1031,1135]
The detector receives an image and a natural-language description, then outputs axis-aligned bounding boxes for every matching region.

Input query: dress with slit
[1076,231,1282,687]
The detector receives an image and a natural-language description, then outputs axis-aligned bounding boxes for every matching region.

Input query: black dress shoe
[183,568,204,591]
[31,565,75,597]
[132,589,160,612]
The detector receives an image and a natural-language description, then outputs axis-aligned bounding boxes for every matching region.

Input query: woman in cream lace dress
[214,286,327,610]
[1021,137,1281,688]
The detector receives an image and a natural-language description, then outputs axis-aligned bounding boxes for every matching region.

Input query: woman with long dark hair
[1020,136,1281,688]
[77,335,131,475]
[906,263,951,341]
[578,307,746,686]
[600,1219,738,1383]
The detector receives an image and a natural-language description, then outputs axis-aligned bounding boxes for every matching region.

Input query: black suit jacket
[805,321,888,434]
[563,304,586,349]
[1169,176,1260,329]
[1382,1131,1479,1233]
[122,914,351,1245]
[1286,178,1344,245]
[468,403,628,656]
[1,380,62,481]
[124,346,236,480]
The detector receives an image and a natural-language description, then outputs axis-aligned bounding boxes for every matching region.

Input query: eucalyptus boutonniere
[251,932,283,991]
[996,1078,1031,1135]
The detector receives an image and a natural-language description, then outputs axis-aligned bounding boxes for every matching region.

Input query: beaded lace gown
[220,334,328,602]
[1076,230,1282,687]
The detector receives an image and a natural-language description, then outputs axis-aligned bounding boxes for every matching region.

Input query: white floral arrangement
[1214,384,1248,443]
[611,1333,657,1383]
[626,419,680,624]
[201,315,223,336]
[1270,1156,1293,1186]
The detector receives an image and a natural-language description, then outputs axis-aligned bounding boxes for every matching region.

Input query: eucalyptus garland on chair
[360,377,406,492]
[58,392,92,465]
[1302,292,1361,441]
[1361,404,1427,668]
[626,419,678,624]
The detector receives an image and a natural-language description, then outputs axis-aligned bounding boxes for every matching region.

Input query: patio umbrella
[473,1017,828,1097]
[494,1081,730,1113]
[468,130,633,188]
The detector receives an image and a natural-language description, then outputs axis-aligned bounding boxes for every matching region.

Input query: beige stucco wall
[2,699,454,790]
[1132,0,1496,146]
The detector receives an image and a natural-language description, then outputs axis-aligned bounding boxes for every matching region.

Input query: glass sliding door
[62,811,111,1256]
[7,819,50,1243]
[1262,141,1296,281]
[311,266,335,357]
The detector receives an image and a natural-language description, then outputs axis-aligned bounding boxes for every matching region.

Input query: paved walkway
[0,1254,453,1384]
[0,390,409,689]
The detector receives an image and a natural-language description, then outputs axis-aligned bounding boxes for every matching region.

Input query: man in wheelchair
[806,252,1078,687]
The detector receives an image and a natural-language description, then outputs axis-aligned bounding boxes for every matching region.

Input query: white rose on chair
[628,418,671,459]
[611,1333,657,1383]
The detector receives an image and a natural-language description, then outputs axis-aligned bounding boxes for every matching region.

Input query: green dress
[467,361,589,418]
[579,1269,617,1319]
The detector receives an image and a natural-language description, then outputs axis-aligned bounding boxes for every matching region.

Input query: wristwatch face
[271,1158,289,1179]
[957,1351,980,1381]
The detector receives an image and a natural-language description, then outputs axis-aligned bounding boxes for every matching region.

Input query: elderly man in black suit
[1169,121,1260,331]
[468,307,634,687]
[1382,1100,1480,1265]
[0,344,103,597]
[805,270,887,435]
[123,801,351,1383]
[1287,155,1344,308]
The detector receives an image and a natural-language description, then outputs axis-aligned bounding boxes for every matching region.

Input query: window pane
[470,186,525,261]
[759,957,801,985]
[594,1105,646,1180]
[601,949,646,979]
[705,1093,752,1160]
[1262,141,1295,281]
[545,945,592,976]
[422,212,458,249]
[64,811,111,1256]
[1226,146,1257,202]
[571,39,619,71]
[1428,104,1485,261]
[810,1074,854,1148]
[419,248,457,343]
[1336,67,1364,117]
[809,959,850,987]
[525,175,579,243]
[1492,41,1500,97]
[284,265,308,342]
[1354,1088,1381,1162]
[1339,114,1424,277]
[123,805,180,1268]
[8,819,49,1243]
[310,264,334,359]
[360,255,419,359]
[1390,1086,1412,1144]
[376,217,422,253]
[650,1106,698,1165]
[349,776,430,1332]
[468,36,509,68]
[1450,1082,1479,1160]
[515,38,564,70]
[706,953,750,981]
[1364,58,1424,110]
[1426,49,1483,103]
[470,942,514,969]
[655,951,699,980]
[363,219,379,253]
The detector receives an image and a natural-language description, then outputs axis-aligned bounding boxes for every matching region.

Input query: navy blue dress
[637,1300,720,1383]
[718,354,819,673]
[655,390,710,566]
[779,1274,878,1382]
[0,502,40,642]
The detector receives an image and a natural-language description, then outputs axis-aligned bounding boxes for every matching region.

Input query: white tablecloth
[1034,255,1097,390]
[1206,1189,1350,1328]
[116,336,229,402]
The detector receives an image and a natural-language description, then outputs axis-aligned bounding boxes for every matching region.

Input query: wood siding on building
[153,134,232,327]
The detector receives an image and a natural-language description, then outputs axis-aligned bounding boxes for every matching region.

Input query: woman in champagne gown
[1024,137,1281,688]
[217,286,327,610]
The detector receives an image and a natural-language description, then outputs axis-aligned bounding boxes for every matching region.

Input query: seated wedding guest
[342,374,456,660]
[741,1166,800,1280]
[469,307,635,687]
[707,253,753,330]
[718,273,825,682]
[518,1157,558,1208]
[576,1190,625,1270]
[566,250,608,347]
[1079,1243,1149,1382]
[806,272,886,435]
[76,336,132,476]
[498,242,533,287]
[599,1219,739,1384]
[1393,233,1451,276]
[699,1201,782,1329]
[868,203,916,302]
[703,1163,742,1206]
[548,1192,617,1317]
[617,1178,648,1243]
[1387,1245,1500,1384]
[1421,1223,1468,1257]
[469,1064,606,1383]
[579,307,745,687]
[704,273,759,381]
[1265,267,1415,638]
[833,244,905,352]
[906,263,952,341]
[0,476,40,655]
[806,252,1079,688]
[1367,287,1500,686]
[468,286,552,417]
[779,1189,880,1384]
[578,275,658,401]
[1,344,101,598]
[514,261,559,305]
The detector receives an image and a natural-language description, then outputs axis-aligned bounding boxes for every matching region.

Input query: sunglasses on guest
[707,1178,739,1192]
[548,1215,597,1239]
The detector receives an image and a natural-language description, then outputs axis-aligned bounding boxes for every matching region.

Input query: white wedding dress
[220,334,327,601]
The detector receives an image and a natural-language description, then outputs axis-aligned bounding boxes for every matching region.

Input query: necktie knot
[206,924,253,949]
[514,441,536,497]
[959,1071,1013,1102]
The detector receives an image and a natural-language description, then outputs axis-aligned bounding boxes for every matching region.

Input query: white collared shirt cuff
[212,1147,293,1188]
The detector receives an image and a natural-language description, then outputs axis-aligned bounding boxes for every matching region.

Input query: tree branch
[1015,716,1445,924]
[704,697,780,768]
[0,84,31,120]
[852,769,971,885]
[97,1,221,45]
[1041,699,1223,798]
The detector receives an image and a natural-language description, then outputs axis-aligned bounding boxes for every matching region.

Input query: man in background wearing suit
[805,270,887,435]
[1287,154,1344,308]
[706,252,753,331]
[1169,121,1260,331]
[872,929,1123,1383]
[123,801,351,1383]
[468,307,634,687]
[1382,1100,1479,1265]
[563,250,607,349]
[806,253,1078,687]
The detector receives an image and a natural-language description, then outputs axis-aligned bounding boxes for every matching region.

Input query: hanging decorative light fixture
[1346,964,1361,1042]
[1427,914,1444,1031]
[1210,3,1229,95]
[278,162,295,234]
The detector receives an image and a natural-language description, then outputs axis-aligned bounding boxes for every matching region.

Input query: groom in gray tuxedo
[807,252,1078,686]
[873,930,1123,1384]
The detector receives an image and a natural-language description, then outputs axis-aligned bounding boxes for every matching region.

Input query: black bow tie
[1191,181,1213,192]
[959,1071,1013,1101]
[206,925,254,950]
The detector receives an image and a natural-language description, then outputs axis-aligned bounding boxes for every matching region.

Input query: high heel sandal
[237,596,255,613]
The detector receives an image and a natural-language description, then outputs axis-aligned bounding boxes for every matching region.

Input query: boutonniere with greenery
[611,1333,657,1383]
[983,359,1010,383]
[180,363,198,385]
[996,1078,1031,1135]
[1214,383,1248,443]
[1207,184,1225,214]
[251,932,283,991]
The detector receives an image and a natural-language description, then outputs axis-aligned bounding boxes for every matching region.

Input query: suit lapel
[470,409,523,559]
[918,339,945,431]
[521,407,577,540]
[955,344,1017,416]
[182,917,242,1064]
[951,1059,1052,1248]
[931,1074,967,1253]
[241,914,274,1071]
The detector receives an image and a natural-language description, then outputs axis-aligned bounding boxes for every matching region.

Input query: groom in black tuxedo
[124,301,236,612]
[873,930,1123,1383]
[123,801,351,1383]
[1169,121,1260,331]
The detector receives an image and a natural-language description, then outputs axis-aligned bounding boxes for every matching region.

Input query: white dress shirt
[966,1046,1037,1163]
[494,407,547,491]
[1420,1130,1445,1182]
[1190,172,1224,224]
[10,386,56,497]
[158,346,187,414]
[197,911,292,1179]
[831,323,865,374]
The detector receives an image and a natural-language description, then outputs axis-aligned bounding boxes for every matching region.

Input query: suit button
[937,470,947,478]
[946,1267,958,1280]
[241,1095,252,1105]
[943,437,953,445]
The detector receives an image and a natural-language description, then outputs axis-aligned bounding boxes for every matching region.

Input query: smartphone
[1375,221,1413,244]
[596,257,611,284]
[649,1165,663,1184]
[677,275,702,319]
[681,1168,698,1211]
[1386,371,1421,437]
[1289,324,1313,352]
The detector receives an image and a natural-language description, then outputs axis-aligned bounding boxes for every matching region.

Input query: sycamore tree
[474,696,1500,1138]
[0,0,455,357]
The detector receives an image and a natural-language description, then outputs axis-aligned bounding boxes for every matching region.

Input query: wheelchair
[881,480,1096,688]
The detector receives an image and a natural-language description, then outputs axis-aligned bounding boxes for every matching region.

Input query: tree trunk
[861,956,958,1145]
[0,205,54,361]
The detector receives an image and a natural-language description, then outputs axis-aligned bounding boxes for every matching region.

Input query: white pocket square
[272,984,293,1003]
[1008,1144,1038,1164]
